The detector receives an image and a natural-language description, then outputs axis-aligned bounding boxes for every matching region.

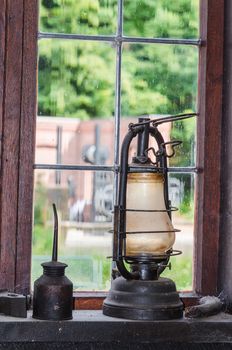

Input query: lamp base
[103,276,183,320]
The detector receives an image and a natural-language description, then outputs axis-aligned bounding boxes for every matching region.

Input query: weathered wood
[0,311,232,346]
[0,0,38,293]
[74,292,107,310]
[194,0,224,295]
[73,292,199,310]
[15,0,39,294]
[218,0,232,304]
[0,0,6,165]
[0,0,24,291]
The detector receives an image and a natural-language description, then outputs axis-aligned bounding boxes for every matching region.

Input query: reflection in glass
[121,44,198,117]
[32,170,113,291]
[38,39,115,118]
[124,0,199,39]
[39,0,118,35]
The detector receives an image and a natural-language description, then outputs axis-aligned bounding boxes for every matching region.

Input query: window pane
[32,170,113,290]
[38,39,115,119]
[168,116,196,167]
[121,44,198,116]
[37,39,116,166]
[39,0,118,35]
[119,116,196,167]
[163,172,194,290]
[124,0,199,39]
[35,118,115,166]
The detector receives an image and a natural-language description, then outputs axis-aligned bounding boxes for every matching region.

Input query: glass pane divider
[113,0,123,206]
[33,164,116,172]
[38,32,201,46]
[33,164,198,173]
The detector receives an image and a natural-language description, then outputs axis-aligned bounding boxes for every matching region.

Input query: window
[0,0,224,304]
[33,0,199,293]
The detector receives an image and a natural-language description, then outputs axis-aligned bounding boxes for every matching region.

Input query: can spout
[52,203,58,262]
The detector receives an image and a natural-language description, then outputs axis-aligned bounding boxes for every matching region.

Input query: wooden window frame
[0,0,224,308]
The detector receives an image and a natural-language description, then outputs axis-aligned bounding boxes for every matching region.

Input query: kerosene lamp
[103,113,196,320]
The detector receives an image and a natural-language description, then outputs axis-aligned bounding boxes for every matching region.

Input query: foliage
[163,255,192,290]
[32,249,192,290]
[33,225,53,255]
[33,177,52,254]
[169,116,196,218]
[34,175,49,226]
[38,0,199,119]
[123,0,199,39]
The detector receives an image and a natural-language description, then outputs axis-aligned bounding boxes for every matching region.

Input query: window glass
[123,0,199,38]
[38,39,115,119]
[120,116,196,168]
[34,0,199,292]
[32,170,193,291]
[39,0,118,35]
[164,172,195,290]
[169,117,196,167]
[37,38,116,166]
[32,170,113,290]
[35,117,115,166]
[121,44,198,116]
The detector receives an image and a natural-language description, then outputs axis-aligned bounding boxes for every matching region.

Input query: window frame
[0,0,38,294]
[0,0,224,305]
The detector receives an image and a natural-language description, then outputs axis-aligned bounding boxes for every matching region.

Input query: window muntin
[33,0,199,291]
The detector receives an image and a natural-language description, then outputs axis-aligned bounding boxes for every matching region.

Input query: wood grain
[0,0,24,291]
[73,292,199,310]
[0,0,38,293]
[218,0,232,304]
[194,0,224,295]
[15,0,39,294]
[0,0,6,167]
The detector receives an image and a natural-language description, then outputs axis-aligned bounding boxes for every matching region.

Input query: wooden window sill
[73,291,200,309]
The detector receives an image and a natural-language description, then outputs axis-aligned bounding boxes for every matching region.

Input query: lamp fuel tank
[33,204,73,320]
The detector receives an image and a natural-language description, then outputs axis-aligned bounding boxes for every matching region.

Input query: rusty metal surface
[103,276,183,320]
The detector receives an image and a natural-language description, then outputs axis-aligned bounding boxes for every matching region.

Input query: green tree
[38,0,199,119]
